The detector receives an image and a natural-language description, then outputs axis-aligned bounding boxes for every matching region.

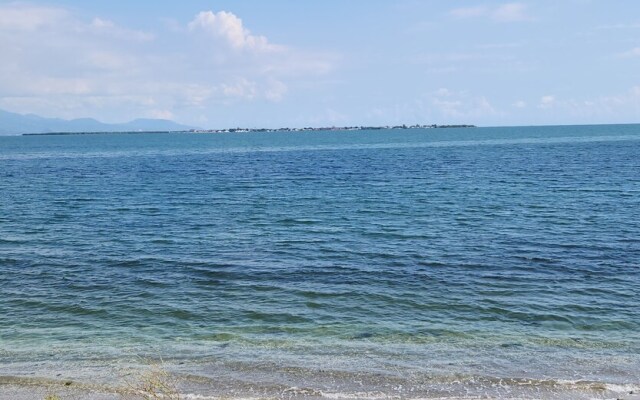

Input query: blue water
[1,125,639,399]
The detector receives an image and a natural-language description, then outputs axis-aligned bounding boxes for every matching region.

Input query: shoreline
[1,365,639,400]
[20,124,476,136]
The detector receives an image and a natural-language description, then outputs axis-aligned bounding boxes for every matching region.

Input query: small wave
[277,217,321,225]
[182,396,265,400]
[0,237,29,244]
[601,382,640,394]
[320,390,391,399]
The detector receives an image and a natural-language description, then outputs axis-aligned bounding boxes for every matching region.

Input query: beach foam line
[601,382,640,393]
[319,390,393,399]
[1,373,639,400]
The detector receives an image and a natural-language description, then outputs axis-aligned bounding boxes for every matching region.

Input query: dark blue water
[1,126,639,399]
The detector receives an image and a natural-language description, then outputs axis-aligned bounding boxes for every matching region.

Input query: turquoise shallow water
[1,125,640,399]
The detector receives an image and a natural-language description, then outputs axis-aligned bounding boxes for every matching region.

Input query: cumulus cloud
[450,3,531,22]
[188,11,280,52]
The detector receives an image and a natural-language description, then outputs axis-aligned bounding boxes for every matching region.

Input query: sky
[0,0,639,128]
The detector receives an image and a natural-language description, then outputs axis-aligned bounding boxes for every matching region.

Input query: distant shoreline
[22,124,476,136]
[22,130,190,136]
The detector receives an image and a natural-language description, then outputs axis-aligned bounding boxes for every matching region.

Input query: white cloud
[538,95,555,109]
[0,4,68,31]
[188,11,280,52]
[450,3,531,22]
[0,4,333,125]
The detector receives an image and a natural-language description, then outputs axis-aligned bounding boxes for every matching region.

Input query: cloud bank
[0,4,332,125]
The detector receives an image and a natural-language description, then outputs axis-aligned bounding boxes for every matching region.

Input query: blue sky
[1,0,639,128]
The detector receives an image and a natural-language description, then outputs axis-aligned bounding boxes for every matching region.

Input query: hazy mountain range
[0,109,195,135]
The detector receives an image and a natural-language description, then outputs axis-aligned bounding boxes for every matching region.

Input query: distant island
[1,107,475,136]
[189,124,476,134]
[23,123,476,136]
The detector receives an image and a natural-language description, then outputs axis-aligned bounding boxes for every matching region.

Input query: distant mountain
[0,109,195,135]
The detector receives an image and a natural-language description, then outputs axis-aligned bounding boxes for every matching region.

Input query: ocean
[1,125,639,399]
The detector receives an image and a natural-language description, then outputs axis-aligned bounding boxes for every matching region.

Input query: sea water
[0,125,639,399]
